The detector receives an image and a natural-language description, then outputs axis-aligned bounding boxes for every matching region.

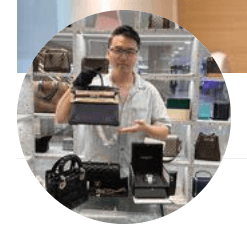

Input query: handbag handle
[51,154,83,174]
[36,80,59,100]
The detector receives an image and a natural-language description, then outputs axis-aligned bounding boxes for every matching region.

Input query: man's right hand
[73,67,102,87]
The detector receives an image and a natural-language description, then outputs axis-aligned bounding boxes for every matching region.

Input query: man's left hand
[117,120,148,134]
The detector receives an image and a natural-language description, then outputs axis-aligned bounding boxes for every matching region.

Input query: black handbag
[193,171,212,197]
[35,135,52,153]
[69,72,120,126]
[206,57,221,74]
[45,154,88,209]
[213,102,230,120]
[81,161,120,182]
[195,133,221,161]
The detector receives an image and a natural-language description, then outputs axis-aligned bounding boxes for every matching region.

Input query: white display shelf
[195,119,231,126]
[142,73,196,81]
[33,113,55,118]
[17,114,32,122]
[193,160,221,167]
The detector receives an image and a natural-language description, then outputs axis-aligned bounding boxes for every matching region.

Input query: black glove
[73,67,102,87]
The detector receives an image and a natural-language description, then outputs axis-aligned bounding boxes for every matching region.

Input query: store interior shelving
[17,12,231,219]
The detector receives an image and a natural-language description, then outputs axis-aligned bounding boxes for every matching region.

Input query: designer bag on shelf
[193,171,212,197]
[195,132,221,161]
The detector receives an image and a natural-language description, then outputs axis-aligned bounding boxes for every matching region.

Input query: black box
[131,143,170,198]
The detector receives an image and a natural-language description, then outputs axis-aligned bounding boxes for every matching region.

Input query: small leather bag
[206,57,221,74]
[164,135,182,158]
[81,161,120,182]
[195,133,221,161]
[213,102,230,120]
[45,154,88,209]
[81,161,124,197]
[148,14,171,29]
[193,171,212,197]
[44,48,71,73]
[69,73,120,126]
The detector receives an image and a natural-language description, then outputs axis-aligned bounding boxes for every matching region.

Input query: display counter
[25,156,185,224]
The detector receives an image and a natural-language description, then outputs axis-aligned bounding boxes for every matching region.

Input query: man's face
[107,35,138,74]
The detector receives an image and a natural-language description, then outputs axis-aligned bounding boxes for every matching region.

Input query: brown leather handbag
[44,48,71,73]
[195,133,221,161]
[148,14,171,29]
[33,78,69,113]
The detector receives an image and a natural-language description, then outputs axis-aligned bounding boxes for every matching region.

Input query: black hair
[108,25,141,50]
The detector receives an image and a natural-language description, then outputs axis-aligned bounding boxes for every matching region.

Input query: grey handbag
[164,135,182,159]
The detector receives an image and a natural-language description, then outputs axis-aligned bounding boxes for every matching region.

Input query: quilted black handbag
[81,161,120,182]
[45,154,88,209]
[195,133,221,161]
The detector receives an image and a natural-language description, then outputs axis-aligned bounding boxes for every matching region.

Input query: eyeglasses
[109,48,138,57]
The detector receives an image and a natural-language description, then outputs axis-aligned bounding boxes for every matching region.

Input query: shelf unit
[17,21,230,218]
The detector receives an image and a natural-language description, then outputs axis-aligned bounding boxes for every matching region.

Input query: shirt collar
[107,69,146,90]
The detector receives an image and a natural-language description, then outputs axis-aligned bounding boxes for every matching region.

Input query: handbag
[81,161,120,182]
[164,135,182,158]
[195,133,221,161]
[206,57,221,74]
[35,135,52,153]
[148,14,171,29]
[213,102,230,120]
[192,171,212,197]
[44,48,71,73]
[45,154,88,209]
[33,78,69,113]
[69,73,120,126]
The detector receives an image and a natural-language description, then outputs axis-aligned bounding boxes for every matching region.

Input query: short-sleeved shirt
[75,73,171,177]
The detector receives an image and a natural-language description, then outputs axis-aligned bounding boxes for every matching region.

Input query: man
[55,25,171,177]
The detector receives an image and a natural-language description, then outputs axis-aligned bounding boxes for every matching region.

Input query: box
[198,102,211,120]
[167,98,191,121]
[130,143,170,199]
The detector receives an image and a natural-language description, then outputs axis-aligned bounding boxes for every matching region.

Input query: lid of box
[167,98,190,109]
[131,143,163,174]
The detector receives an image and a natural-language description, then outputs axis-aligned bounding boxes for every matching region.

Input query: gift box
[130,143,170,199]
